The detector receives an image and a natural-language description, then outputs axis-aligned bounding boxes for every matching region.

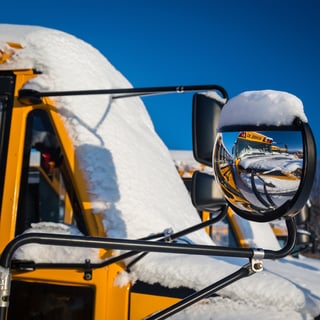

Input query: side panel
[11,264,130,320]
[130,293,180,320]
[130,282,195,319]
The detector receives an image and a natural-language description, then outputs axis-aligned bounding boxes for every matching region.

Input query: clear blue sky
[1,0,320,154]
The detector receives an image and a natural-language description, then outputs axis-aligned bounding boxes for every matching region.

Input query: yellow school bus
[1,27,318,320]
[0,52,197,320]
[233,131,274,158]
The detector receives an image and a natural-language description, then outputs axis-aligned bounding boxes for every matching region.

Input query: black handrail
[0,218,296,320]
[1,218,296,269]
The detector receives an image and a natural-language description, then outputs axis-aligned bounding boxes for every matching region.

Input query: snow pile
[1,24,319,319]
[218,90,308,129]
[0,24,208,243]
[13,222,101,263]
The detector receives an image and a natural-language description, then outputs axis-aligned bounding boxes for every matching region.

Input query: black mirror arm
[126,207,227,271]
[18,84,229,105]
[145,262,254,320]
[0,218,297,320]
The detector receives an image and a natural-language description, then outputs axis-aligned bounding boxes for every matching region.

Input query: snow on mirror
[213,130,303,221]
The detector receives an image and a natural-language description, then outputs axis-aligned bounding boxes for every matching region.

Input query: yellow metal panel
[0,105,32,250]
[46,108,106,237]
[12,263,130,320]
[130,292,181,320]
[0,43,24,65]
[227,207,250,248]
[201,211,211,235]
[0,68,106,246]
[0,70,38,249]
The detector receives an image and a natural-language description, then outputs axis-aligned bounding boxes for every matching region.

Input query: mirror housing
[191,171,226,212]
[191,89,316,223]
[192,93,225,166]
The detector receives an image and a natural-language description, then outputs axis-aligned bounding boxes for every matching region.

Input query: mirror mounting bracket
[251,248,264,272]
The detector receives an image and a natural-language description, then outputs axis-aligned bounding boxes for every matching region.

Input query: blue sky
[1,0,320,154]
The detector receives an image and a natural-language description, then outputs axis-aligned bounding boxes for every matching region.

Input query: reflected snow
[214,131,303,213]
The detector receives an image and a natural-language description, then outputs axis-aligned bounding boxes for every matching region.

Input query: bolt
[254,262,263,270]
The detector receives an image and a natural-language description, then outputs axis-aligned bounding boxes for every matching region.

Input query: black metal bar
[0,217,297,320]
[13,209,228,271]
[0,233,255,269]
[251,170,273,208]
[14,216,296,272]
[126,208,227,271]
[1,217,296,270]
[18,84,229,105]
[145,263,253,320]
[8,210,225,271]
[165,208,226,241]
[0,74,15,211]
[0,308,6,320]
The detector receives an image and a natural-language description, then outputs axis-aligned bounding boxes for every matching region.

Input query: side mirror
[212,91,317,222]
[191,171,226,212]
[213,121,316,222]
[192,93,225,166]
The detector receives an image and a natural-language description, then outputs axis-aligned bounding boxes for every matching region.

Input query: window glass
[16,110,86,235]
[206,214,238,247]
[9,280,94,320]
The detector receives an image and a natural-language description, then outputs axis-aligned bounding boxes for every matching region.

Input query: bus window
[16,110,86,236]
[234,131,274,158]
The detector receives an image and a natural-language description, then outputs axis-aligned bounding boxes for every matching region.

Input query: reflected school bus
[231,131,301,184]
[232,131,289,159]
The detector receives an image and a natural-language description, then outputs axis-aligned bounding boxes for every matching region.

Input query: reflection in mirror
[213,130,303,218]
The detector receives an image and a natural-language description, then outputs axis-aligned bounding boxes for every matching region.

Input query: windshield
[235,138,272,158]
[233,132,274,158]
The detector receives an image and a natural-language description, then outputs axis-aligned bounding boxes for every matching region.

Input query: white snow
[1,24,319,319]
[218,89,308,129]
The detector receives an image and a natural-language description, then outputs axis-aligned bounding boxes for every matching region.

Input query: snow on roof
[0,24,206,242]
[1,24,320,319]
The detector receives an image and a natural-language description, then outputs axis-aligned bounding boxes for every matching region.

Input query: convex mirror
[192,90,316,222]
[213,129,305,220]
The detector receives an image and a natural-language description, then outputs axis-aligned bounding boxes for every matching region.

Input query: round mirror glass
[213,130,303,220]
